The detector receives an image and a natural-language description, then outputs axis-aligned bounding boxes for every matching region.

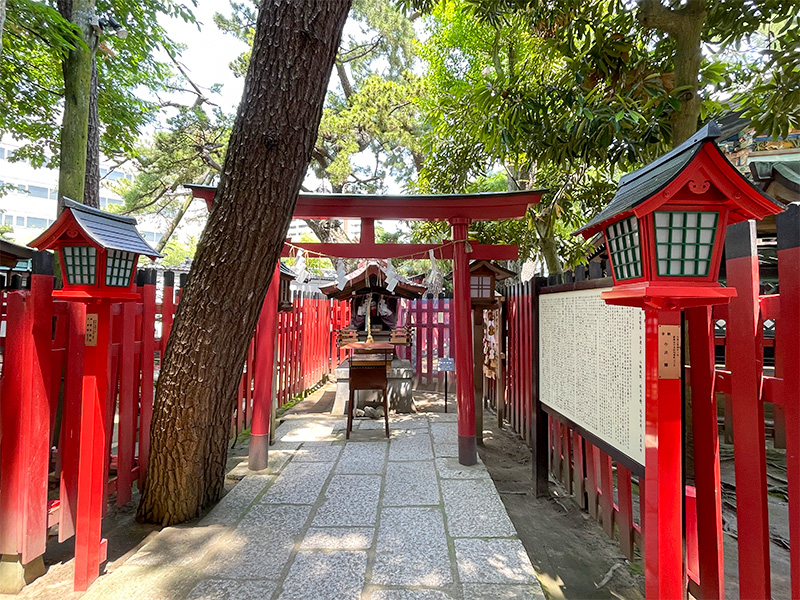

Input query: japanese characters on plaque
[539,288,645,466]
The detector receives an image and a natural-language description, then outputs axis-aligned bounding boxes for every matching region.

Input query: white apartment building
[0,137,166,247]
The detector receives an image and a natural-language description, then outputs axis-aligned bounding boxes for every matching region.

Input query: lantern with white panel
[29,198,160,592]
[579,123,782,310]
[575,122,784,600]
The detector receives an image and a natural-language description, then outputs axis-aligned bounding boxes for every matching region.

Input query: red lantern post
[30,199,161,591]
[576,122,784,599]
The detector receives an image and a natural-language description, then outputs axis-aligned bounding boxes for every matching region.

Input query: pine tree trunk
[137,0,352,526]
[84,59,100,208]
[0,0,7,59]
[57,0,96,211]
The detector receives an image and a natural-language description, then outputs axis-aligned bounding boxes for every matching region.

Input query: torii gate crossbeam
[186,184,545,467]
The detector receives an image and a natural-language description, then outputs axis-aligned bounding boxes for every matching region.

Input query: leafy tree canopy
[1,0,196,167]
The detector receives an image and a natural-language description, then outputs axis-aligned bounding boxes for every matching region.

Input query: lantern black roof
[577,122,731,235]
[62,198,161,258]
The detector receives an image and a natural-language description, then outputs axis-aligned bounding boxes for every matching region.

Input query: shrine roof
[319,260,426,300]
[184,185,545,221]
[31,198,161,258]
[576,122,783,235]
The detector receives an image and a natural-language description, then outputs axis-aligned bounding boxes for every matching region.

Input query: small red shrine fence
[493,215,800,599]
[0,268,347,575]
[396,297,455,390]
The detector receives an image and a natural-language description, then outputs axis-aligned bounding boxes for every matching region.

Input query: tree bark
[137,0,351,526]
[57,0,96,211]
[0,0,7,59]
[637,0,707,146]
[83,58,101,208]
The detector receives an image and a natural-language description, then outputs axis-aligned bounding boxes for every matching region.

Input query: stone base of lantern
[334,358,414,414]
[0,555,45,594]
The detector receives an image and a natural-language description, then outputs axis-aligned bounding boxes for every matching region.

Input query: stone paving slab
[300,527,374,550]
[74,411,545,600]
[276,551,367,600]
[389,431,434,461]
[365,589,458,600]
[372,507,453,587]
[80,565,195,600]
[260,461,333,505]
[441,478,517,538]
[186,578,279,600]
[204,504,311,580]
[383,460,440,506]
[291,444,343,463]
[126,524,231,568]
[335,441,388,474]
[434,457,490,480]
[312,474,382,526]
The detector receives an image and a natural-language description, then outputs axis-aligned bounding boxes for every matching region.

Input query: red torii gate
[187,185,544,466]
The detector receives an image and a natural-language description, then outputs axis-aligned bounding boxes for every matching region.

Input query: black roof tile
[65,198,162,258]
[576,122,722,234]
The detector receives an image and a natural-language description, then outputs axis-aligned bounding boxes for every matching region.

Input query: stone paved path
[81,413,546,600]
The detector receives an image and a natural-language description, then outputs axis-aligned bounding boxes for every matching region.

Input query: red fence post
[116,301,136,506]
[725,221,771,599]
[686,305,725,598]
[777,203,800,599]
[138,270,156,487]
[250,264,280,471]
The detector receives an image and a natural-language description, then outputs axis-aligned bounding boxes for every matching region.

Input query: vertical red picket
[161,272,175,356]
[116,302,136,506]
[725,221,771,600]
[138,271,156,487]
[599,453,614,538]
[617,465,635,560]
[777,203,800,599]
[59,302,86,543]
[686,305,725,599]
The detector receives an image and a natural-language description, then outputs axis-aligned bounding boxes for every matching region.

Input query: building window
[62,246,97,285]
[106,197,123,206]
[3,215,12,225]
[15,216,24,227]
[606,216,642,280]
[654,211,718,276]
[27,217,47,229]
[49,189,58,199]
[0,147,5,159]
[470,276,493,299]
[105,249,135,286]
[28,186,48,198]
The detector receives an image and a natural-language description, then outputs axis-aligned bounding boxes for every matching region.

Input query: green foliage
[160,235,197,267]
[1,0,197,167]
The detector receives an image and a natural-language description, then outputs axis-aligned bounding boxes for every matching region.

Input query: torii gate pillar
[451,218,477,465]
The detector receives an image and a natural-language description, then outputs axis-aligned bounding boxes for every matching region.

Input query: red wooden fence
[0,267,346,587]
[396,297,455,390]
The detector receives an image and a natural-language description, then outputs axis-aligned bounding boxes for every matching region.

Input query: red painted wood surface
[777,204,800,599]
[686,305,725,599]
[726,223,771,600]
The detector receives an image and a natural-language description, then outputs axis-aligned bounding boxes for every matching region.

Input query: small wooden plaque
[86,313,99,347]
[658,325,681,379]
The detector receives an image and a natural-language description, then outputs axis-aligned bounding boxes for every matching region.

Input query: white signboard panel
[539,288,645,466]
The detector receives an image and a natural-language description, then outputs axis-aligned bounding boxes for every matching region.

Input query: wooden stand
[344,343,393,439]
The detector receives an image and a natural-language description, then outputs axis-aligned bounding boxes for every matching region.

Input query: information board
[539,288,646,467]
[437,357,455,372]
